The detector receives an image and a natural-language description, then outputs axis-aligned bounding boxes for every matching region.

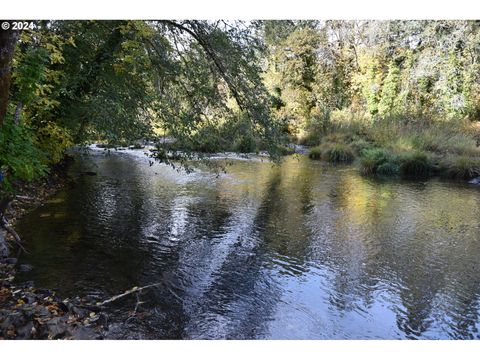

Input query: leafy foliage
[0,120,47,188]
[2,20,480,190]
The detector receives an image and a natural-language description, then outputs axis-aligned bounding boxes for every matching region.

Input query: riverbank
[304,117,480,181]
[0,156,107,339]
[0,264,106,339]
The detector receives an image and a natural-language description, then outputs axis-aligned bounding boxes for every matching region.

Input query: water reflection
[15,149,480,339]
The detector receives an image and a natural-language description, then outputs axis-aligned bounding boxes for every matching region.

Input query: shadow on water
[15,149,480,339]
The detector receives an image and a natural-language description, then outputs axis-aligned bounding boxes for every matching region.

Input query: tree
[0,28,19,126]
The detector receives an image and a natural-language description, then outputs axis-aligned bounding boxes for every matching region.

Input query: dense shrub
[35,122,73,164]
[0,120,48,186]
[233,133,257,153]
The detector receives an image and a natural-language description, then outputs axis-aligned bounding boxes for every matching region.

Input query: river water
[15,147,480,339]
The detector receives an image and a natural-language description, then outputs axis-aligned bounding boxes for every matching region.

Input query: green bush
[35,122,73,164]
[186,125,224,153]
[0,120,48,187]
[233,133,257,153]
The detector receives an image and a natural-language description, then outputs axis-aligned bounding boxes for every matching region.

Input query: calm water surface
[15,148,480,339]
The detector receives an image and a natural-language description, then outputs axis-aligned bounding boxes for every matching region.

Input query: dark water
[15,148,480,339]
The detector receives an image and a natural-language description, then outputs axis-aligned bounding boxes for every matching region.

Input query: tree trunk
[13,100,23,125]
[0,28,19,126]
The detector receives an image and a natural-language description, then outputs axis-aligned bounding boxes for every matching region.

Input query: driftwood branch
[1,195,27,257]
[1,221,27,254]
[0,214,28,254]
[14,195,36,202]
[96,282,163,307]
[125,292,145,323]
[133,292,143,314]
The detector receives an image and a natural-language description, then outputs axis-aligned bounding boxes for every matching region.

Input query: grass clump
[309,143,354,163]
[322,143,354,163]
[359,148,398,175]
[398,150,434,177]
[308,145,323,160]
[349,138,373,155]
[376,162,400,176]
[303,112,480,181]
[412,131,479,156]
[298,131,322,146]
[441,155,480,180]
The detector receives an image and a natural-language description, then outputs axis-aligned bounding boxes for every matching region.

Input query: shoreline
[0,156,106,339]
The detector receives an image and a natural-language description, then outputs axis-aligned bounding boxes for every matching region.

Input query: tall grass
[308,143,354,163]
[359,148,398,175]
[441,155,480,179]
[398,151,435,177]
[305,111,480,180]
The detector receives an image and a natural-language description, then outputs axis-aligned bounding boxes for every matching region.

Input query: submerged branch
[1,215,27,254]
[0,196,28,256]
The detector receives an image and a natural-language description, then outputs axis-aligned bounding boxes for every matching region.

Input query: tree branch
[96,282,163,306]
[159,20,245,111]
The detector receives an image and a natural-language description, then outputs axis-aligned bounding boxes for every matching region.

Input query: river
[15,147,480,339]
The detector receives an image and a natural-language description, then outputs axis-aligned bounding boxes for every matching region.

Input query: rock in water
[18,264,33,272]
[468,177,480,185]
